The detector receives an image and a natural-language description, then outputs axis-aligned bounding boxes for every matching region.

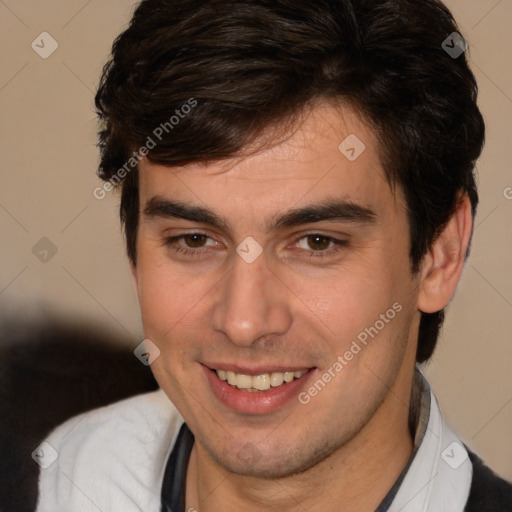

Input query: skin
[132,102,472,511]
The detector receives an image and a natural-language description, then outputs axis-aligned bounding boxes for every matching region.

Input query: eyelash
[163,233,348,259]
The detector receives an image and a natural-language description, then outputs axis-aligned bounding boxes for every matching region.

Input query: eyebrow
[143,196,377,235]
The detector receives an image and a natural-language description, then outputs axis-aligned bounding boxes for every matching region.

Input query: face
[134,102,422,478]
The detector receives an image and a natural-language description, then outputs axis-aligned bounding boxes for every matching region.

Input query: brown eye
[306,235,332,251]
[182,234,208,248]
[163,232,218,257]
[295,234,348,259]
[297,234,335,252]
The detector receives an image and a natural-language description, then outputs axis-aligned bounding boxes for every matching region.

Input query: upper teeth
[215,369,307,391]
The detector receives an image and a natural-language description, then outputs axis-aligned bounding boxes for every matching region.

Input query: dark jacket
[464,449,512,512]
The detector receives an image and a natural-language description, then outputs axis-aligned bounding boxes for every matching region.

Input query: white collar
[389,369,473,511]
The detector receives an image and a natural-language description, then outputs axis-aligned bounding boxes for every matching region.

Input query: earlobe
[417,194,473,314]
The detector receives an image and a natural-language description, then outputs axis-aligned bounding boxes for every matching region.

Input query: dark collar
[160,422,194,512]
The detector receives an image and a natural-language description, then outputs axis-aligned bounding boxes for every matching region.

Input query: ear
[417,193,473,314]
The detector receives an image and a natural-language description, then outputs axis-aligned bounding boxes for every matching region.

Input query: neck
[186,366,417,512]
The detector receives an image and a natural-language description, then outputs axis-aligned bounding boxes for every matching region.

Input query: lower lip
[202,365,315,414]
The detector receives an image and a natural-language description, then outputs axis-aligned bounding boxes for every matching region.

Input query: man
[36,0,511,511]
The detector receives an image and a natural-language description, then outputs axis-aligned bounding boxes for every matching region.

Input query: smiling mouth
[213,368,311,392]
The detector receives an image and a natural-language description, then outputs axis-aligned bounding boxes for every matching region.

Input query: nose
[211,249,292,348]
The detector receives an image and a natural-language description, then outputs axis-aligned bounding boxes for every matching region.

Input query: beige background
[1,0,511,479]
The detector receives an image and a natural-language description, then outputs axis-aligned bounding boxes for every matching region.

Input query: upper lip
[202,363,313,376]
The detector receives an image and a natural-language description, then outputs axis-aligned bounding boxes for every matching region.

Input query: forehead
[138,102,402,223]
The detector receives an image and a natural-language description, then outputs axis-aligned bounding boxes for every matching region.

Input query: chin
[208,436,341,480]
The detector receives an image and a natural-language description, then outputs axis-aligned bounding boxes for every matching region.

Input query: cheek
[309,265,397,332]
[323,271,409,370]
[135,245,216,350]
[136,247,186,335]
